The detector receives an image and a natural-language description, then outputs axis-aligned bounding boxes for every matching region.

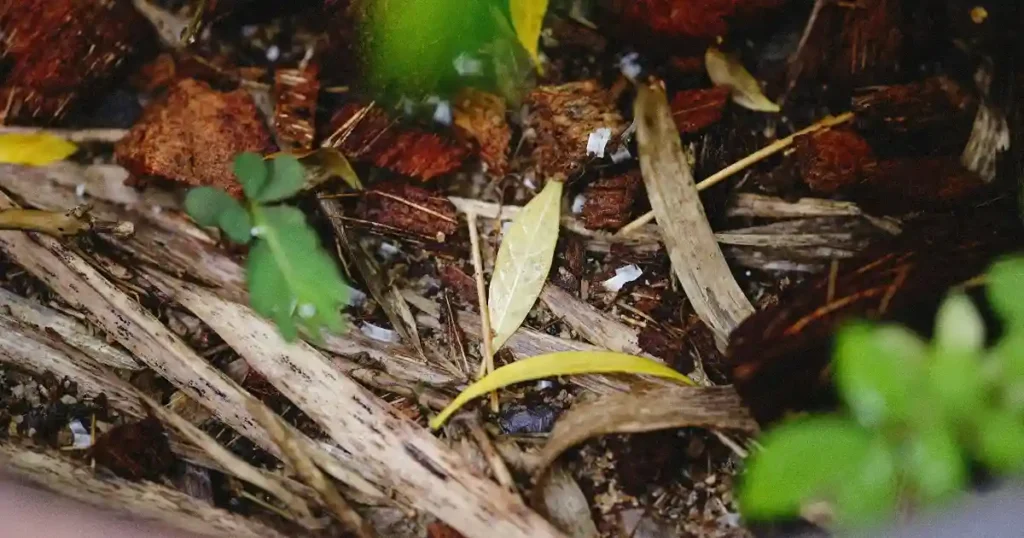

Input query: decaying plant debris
[0,1,1019,537]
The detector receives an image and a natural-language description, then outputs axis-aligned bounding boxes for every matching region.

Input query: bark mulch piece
[0,0,153,124]
[328,102,471,181]
[115,78,275,197]
[581,169,644,231]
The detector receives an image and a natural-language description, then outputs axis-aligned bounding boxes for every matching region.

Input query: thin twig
[463,417,518,492]
[617,112,855,236]
[369,190,458,224]
[467,212,499,412]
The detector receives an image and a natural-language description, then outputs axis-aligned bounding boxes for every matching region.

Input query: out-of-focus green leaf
[975,408,1024,473]
[906,422,968,503]
[247,205,348,341]
[928,347,986,422]
[364,0,501,100]
[834,322,926,427]
[987,256,1024,327]
[833,436,898,524]
[739,417,876,520]
[934,293,985,352]
[234,152,268,199]
[185,186,242,228]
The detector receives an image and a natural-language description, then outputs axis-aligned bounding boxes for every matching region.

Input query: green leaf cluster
[740,255,1024,527]
[184,153,348,341]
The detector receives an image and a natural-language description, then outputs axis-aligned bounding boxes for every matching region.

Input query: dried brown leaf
[533,386,757,476]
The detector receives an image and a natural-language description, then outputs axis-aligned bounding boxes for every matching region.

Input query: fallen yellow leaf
[0,133,78,166]
[429,351,694,429]
[489,179,562,351]
[510,0,549,72]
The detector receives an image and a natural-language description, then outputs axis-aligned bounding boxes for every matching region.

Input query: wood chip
[532,385,757,476]
[634,82,753,346]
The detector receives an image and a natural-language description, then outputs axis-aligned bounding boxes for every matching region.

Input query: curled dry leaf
[705,46,780,113]
[532,386,757,477]
[429,351,694,429]
[532,466,599,538]
[0,133,77,166]
[488,179,563,351]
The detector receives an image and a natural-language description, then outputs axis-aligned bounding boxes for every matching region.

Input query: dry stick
[248,402,375,538]
[617,111,854,236]
[463,417,517,492]
[467,212,499,412]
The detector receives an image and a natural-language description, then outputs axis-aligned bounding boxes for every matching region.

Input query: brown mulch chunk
[581,170,644,230]
[638,327,694,374]
[354,181,459,240]
[274,64,321,151]
[729,205,1022,424]
[669,87,731,134]
[85,416,176,482]
[524,80,626,179]
[453,88,511,176]
[852,76,976,156]
[114,78,275,197]
[857,157,988,213]
[0,0,152,124]
[328,103,471,181]
[608,0,787,42]
[438,263,479,307]
[795,127,876,194]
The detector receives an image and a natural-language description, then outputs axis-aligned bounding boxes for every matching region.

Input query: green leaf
[834,322,927,427]
[247,205,348,341]
[185,187,243,228]
[255,155,306,203]
[928,347,986,422]
[906,422,968,503]
[975,408,1024,473]
[986,256,1024,327]
[739,416,877,521]
[833,436,898,524]
[218,202,253,244]
[234,152,268,199]
[934,293,985,352]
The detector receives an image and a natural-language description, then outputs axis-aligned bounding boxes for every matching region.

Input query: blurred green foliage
[362,0,534,104]
[740,255,1024,527]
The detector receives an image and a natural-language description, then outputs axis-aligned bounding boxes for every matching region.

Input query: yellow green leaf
[705,46,780,113]
[488,179,562,351]
[510,0,549,71]
[0,133,78,166]
[429,351,694,429]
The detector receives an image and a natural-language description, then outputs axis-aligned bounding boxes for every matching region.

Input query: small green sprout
[739,255,1024,527]
[184,153,349,342]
